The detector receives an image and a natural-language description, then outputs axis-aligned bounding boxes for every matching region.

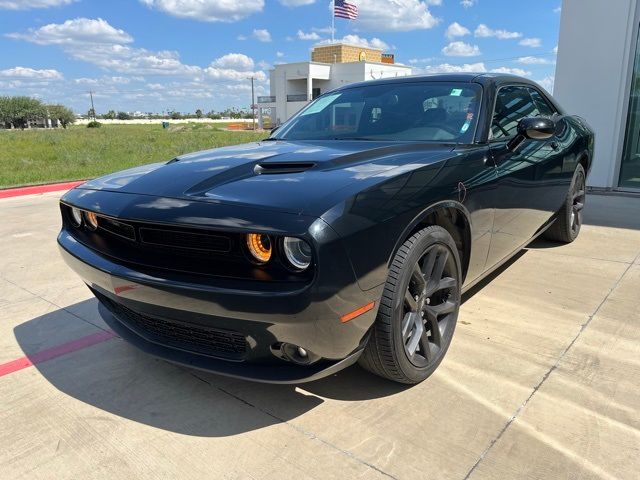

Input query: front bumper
[58,226,380,383]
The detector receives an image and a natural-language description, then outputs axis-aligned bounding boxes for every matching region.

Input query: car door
[486,85,562,267]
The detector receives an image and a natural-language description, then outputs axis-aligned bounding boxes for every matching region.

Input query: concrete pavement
[0,192,638,479]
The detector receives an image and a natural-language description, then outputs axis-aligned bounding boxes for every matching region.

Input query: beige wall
[312,44,382,64]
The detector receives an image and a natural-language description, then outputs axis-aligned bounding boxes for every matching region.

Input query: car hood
[78,140,454,216]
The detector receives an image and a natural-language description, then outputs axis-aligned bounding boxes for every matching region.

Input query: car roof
[336,72,540,90]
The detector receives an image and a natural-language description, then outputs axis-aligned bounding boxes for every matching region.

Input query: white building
[555,0,640,190]
[258,43,411,128]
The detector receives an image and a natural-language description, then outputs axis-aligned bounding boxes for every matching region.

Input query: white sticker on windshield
[450,88,463,96]
[300,93,342,116]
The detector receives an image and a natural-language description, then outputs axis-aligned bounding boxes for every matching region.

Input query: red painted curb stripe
[0,180,85,199]
[0,330,117,378]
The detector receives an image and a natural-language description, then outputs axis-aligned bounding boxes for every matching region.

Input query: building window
[620,27,640,189]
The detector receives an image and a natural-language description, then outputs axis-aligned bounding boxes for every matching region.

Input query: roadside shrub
[87,120,102,128]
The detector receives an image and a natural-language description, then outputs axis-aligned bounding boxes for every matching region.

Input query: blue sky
[0,0,561,114]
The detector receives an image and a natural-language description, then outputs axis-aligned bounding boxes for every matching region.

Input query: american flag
[334,0,358,20]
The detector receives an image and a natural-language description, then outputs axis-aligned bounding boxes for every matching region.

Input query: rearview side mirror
[507,117,556,151]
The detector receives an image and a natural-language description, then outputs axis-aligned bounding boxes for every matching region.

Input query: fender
[388,199,473,281]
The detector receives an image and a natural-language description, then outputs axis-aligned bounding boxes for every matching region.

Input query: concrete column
[307,75,313,102]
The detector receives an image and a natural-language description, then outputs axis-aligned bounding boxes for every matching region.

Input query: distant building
[258,43,411,128]
[555,0,640,190]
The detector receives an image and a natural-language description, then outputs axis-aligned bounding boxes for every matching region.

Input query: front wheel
[359,226,461,384]
[544,164,586,243]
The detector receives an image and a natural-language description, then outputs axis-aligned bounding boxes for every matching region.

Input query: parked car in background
[58,74,594,384]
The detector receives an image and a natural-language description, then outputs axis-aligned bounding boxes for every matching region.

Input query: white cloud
[553,5,561,13]
[553,45,558,54]
[7,18,133,45]
[445,22,470,40]
[0,0,76,9]
[442,41,481,57]
[537,76,554,93]
[517,56,554,65]
[0,66,63,79]
[276,51,285,58]
[353,0,440,32]
[490,67,531,76]
[211,53,255,71]
[419,62,486,74]
[140,0,264,22]
[74,76,132,85]
[252,29,272,42]
[237,35,247,41]
[474,24,521,40]
[205,53,266,82]
[417,62,530,77]
[297,30,321,41]
[460,0,476,7]
[318,34,390,51]
[279,0,315,5]
[519,37,542,48]
[70,44,202,76]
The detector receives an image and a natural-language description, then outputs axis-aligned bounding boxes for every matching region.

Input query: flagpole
[331,1,335,43]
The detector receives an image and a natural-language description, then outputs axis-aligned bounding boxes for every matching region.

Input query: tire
[359,225,462,384]
[544,164,586,243]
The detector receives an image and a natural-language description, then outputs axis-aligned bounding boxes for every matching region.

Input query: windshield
[271,81,482,143]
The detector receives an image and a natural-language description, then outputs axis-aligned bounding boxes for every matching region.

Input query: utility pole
[247,76,255,130]
[88,90,96,120]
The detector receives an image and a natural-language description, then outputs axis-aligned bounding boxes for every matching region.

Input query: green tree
[169,111,182,120]
[87,108,96,119]
[116,111,132,120]
[195,109,203,118]
[47,104,76,128]
[102,110,116,120]
[0,96,46,129]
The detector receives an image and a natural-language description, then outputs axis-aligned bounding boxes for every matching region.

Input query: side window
[528,88,556,117]
[491,86,541,140]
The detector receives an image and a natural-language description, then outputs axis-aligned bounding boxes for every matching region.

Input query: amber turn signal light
[84,211,99,230]
[341,301,376,323]
[246,233,272,264]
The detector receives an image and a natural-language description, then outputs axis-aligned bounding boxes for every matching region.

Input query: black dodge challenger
[59,74,594,384]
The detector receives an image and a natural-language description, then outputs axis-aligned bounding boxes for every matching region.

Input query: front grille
[139,227,231,252]
[98,292,248,360]
[99,217,136,241]
[60,203,313,283]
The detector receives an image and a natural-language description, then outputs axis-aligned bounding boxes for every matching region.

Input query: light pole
[247,76,256,130]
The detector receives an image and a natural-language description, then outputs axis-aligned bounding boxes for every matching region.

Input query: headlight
[84,211,99,230]
[70,207,83,227]
[283,237,312,271]
[246,233,272,264]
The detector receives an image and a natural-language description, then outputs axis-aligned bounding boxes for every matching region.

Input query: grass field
[0,123,265,188]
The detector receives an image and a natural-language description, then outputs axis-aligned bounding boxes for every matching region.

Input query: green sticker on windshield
[300,93,342,116]
[450,88,463,96]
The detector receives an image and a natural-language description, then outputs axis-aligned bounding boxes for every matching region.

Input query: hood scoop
[254,162,316,175]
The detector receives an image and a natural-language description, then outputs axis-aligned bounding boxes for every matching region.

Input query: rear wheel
[359,226,461,384]
[544,164,586,243]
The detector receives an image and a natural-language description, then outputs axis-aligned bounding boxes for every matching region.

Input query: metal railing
[257,96,276,103]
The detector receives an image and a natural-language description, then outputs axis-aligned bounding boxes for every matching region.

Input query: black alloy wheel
[544,164,586,243]
[401,244,458,368]
[360,225,461,384]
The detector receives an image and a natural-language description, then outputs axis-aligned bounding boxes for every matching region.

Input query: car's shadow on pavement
[13,300,411,437]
